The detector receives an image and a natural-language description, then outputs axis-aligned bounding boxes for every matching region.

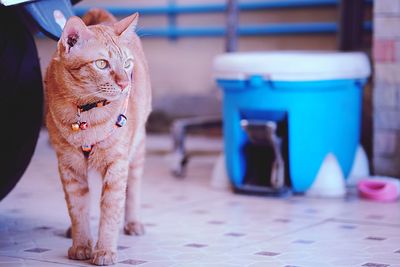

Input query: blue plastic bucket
[213,51,371,193]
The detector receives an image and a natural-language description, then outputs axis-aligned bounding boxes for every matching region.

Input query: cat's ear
[59,16,92,54]
[114,13,139,38]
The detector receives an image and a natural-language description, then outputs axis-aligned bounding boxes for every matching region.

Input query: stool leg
[170,120,189,177]
[170,116,222,177]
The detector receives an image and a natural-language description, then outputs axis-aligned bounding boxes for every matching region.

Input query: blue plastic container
[214,52,371,193]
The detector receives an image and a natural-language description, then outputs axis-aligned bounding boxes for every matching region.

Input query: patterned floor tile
[1,130,400,266]
[119,259,147,265]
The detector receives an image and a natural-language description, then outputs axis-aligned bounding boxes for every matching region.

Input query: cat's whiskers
[100,87,121,97]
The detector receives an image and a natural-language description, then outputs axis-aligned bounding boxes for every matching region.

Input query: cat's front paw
[124,221,145,236]
[68,245,92,260]
[91,249,117,266]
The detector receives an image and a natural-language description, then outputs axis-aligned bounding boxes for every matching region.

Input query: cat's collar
[72,90,131,157]
[78,99,110,112]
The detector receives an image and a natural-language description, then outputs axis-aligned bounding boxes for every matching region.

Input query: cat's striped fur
[44,9,151,265]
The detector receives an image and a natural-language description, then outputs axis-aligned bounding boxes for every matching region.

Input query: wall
[35,0,340,121]
[373,0,400,176]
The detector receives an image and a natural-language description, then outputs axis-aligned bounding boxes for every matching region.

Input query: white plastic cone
[347,145,370,186]
[306,153,346,198]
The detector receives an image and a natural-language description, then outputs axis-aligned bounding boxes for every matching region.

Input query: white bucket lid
[213,51,371,82]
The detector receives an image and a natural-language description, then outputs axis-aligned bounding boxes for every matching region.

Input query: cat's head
[56,13,139,102]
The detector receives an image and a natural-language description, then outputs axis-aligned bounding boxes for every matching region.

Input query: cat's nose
[116,80,129,90]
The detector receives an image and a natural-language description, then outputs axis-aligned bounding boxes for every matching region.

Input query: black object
[0,5,43,201]
[243,142,277,187]
[240,120,291,197]
[338,0,365,51]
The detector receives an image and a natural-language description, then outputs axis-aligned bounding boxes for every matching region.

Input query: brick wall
[373,0,400,176]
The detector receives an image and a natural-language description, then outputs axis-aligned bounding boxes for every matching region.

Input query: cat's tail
[82,8,117,26]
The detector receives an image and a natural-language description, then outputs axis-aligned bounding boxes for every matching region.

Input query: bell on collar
[71,123,80,131]
[116,114,127,127]
[79,121,88,130]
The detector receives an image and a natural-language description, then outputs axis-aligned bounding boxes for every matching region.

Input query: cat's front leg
[124,137,146,236]
[124,162,145,236]
[92,160,128,266]
[58,159,92,260]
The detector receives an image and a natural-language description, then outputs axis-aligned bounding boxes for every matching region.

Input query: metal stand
[170,116,221,177]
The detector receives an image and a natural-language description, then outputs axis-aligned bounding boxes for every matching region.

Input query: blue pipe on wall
[136,21,371,38]
[35,21,371,39]
[36,21,372,39]
[73,0,373,16]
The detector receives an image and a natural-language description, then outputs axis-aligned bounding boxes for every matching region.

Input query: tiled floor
[1,130,400,267]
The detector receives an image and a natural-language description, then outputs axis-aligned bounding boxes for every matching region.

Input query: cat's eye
[124,59,133,69]
[95,59,108,69]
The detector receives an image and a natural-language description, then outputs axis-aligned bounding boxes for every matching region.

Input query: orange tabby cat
[44,9,151,266]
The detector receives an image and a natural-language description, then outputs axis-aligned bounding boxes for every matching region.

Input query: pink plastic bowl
[357,178,399,202]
